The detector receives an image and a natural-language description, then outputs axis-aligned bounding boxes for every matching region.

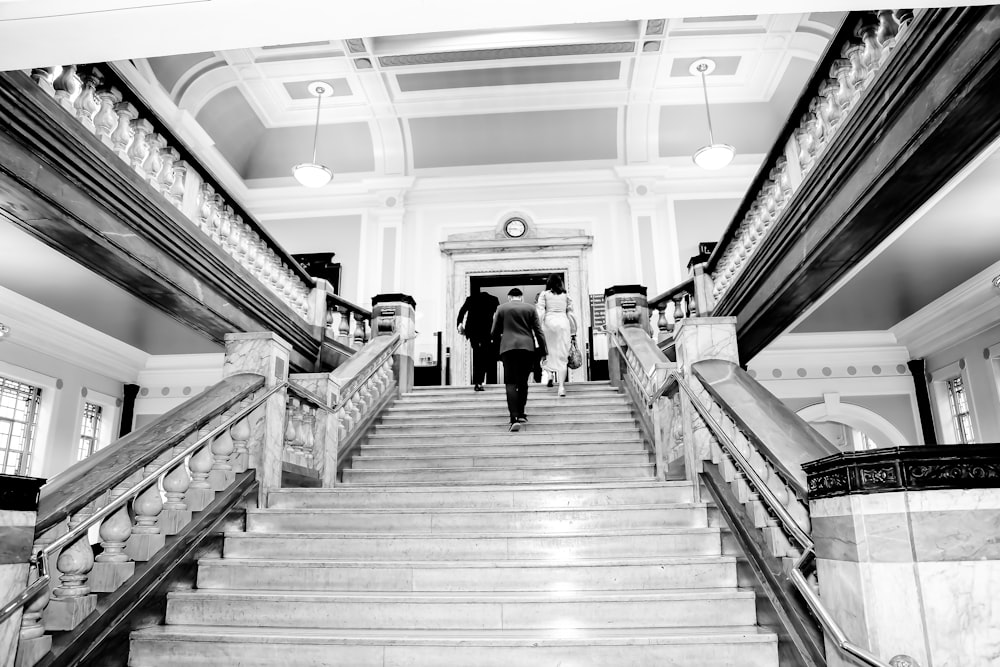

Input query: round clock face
[504,218,526,238]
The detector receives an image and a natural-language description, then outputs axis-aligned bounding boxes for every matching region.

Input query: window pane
[0,376,41,474]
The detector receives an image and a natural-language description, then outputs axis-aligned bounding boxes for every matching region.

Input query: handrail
[286,381,332,412]
[0,380,287,625]
[676,372,890,667]
[334,334,402,409]
[326,292,373,320]
[607,330,674,407]
[648,276,694,311]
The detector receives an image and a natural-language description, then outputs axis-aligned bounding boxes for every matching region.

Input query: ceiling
[115,13,839,191]
[0,215,222,355]
[795,139,1000,334]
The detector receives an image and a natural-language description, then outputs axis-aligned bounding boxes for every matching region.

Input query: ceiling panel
[283,78,352,99]
[396,62,621,92]
[669,56,741,77]
[245,123,376,179]
[195,86,266,174]
[410,108,618,169]
[380,42,634,67]
[147,51,214,93]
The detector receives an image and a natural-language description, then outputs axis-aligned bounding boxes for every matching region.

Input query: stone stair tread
[168,588,753,602]
[368,428,639,438]
[203,555,735,568]
[351,452,648,464]
[275,480,692,494]
[376,418,636,428]
[225,526,720,539]
[134,624,776,644]
[341,477,680,487]
[248,503,705,516]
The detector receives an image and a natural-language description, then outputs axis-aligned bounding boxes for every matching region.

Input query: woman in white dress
[536,274,575,397]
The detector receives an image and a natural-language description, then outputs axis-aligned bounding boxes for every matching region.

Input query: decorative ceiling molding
[378,42,636,67]
[892,259,1000,359]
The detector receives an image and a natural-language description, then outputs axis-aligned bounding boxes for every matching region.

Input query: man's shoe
[547,378,554,388]
[509,422,521,432]
[517,416,528,424]
[558,385,566,397]
[474,384,485,392]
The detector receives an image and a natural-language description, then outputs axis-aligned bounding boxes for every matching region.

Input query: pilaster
[371,294,417,394]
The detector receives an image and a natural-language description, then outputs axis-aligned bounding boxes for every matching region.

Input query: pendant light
[691,59,735,170]
[293,81,333,187]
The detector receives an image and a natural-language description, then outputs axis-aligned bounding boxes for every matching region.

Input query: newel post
[673,316,739,497]
[2,475,45,667]
[371,293,417,394]
[289,374,339,488]
[603,285,649,389]
[223,332,291,505]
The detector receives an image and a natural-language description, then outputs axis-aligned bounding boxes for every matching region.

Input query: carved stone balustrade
[707,10,917,304]
[21,63,313,323]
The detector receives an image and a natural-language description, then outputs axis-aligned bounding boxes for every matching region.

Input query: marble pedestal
[372,293,417,395]
[1,475,45,667]
[603,285,649,389]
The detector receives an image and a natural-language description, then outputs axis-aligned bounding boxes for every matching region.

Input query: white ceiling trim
[0,285,149,383]
[892,259,1000,359]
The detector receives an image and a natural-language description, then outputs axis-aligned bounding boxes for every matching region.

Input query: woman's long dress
[537,290,573,379]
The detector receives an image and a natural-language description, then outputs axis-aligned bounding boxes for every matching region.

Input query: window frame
[929,360,980,445]
[0,374,43,475]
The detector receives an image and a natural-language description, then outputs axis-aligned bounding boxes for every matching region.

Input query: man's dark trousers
[500,349,533,423]
[470,338,494,386]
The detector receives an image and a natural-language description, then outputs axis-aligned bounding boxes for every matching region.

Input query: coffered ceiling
[114,12,840,192]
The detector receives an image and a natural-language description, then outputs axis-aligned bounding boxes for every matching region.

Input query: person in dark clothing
[491,288,547,432]
[457,290,500,391]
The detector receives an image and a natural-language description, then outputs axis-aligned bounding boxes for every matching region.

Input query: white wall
[0,341,125,479]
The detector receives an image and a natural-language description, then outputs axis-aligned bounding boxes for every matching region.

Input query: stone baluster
[73,67,102,133]
[125,481,164,562]
[284,399,299,454]
[140,133,167,189]
[894,9,915,37]
[855,13,883,86]
[94,85,122,148]
[353,313,366,348]
[30,65,59,95]
[208,421,236,490]
[219,206,234,255]
[818,80,842,139]
[844,42,866,106]
[127,118,153,178]
[110,101,137,163]
[229,401,252,473]
[89,505,134,592]
[338,307,351,345]
[17,559,52,665]
[209,194,225,245]
[160,450,192,535]
[300,405,315,461]
[155,146,180,194]
[44,510,96,631]
[186,435,215,512]
[875,9,900,59]
[52,64,81,112]
[168,159,188,209]
[230,215,246,262]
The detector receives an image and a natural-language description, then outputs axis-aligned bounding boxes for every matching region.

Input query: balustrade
[709,9,918,305]
[647,279,696,345]
[324,296,373,351]
[22,64,313,322]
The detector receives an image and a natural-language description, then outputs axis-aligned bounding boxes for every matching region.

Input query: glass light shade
[292,162,332,188]
[693,143,735,170]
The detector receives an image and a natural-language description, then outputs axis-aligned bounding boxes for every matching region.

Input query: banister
[0,379,284,625]
[326,292,373,321]
[675,368,891,667]
[648,277,694,311]
[691,359,838,499]
[36,373,264,535]
[332,334,402,408]
[286,381,333,412]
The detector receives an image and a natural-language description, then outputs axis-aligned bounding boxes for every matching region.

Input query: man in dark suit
[491,288,547,432]
[457,290,501,391]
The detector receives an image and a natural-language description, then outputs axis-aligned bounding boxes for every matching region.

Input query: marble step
[342,462,654,484]
[129,625,779,667]
[245,504,704,533]
[164,588,758,630]
[406,383,617,397]
[374,417,637,435]
[363,430,641,446]
[379,408,633,425]
[222,527,722,560]
[359,441,647,458]
[196,556,738,592]
[384,404,629,419]
[267,481,696,509]
[390,395,627,409]
[348,451,651,472]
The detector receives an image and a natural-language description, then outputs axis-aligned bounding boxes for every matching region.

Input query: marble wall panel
[918,560,1000,667]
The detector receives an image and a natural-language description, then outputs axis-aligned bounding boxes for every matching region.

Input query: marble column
[810,487,1000,667]
[288,374,339,487]
[223,332,291,506]
[603,285,649,389]
[0,475,45,667]
[371,293,417,395]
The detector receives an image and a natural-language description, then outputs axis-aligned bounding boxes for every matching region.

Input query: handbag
[567,335,583,370]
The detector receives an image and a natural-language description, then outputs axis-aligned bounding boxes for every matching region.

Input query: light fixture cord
[699,69,717,145]
[310,87,324,164]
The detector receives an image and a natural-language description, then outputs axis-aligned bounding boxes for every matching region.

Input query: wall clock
[504,218,526,238]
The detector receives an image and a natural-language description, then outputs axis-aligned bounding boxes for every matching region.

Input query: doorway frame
[441,232,593,387]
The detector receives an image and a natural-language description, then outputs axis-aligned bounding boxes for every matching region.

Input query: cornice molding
[0,285,149,382]
[892,259,1000,358]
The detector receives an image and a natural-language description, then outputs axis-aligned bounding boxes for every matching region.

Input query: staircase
[129,382,778,666]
